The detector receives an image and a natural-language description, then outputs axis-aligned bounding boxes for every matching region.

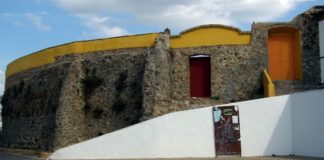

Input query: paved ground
[1,151,323,160]
[123,157,324,160]
[0,152,41,160]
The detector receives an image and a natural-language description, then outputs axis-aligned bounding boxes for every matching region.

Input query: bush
[211,95,220,100]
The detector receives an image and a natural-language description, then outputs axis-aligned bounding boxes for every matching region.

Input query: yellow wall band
[6,25,251,78]
[171,25,251,48]
[6,33,158,78]
[263,69,276,97]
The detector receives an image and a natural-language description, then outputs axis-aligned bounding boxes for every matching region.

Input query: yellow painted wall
[6,25,252,78]
[171,26,251,48]
[263,69,276,97]
[6,33,158,78]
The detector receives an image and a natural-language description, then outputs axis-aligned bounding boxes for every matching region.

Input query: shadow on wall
[234,89,324,157]
[263,98,292,156]
[264,90,324,157]
[290,90,324,157]
[236,95,292,157]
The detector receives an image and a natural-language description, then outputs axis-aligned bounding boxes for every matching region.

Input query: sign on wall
[213,106,241,156]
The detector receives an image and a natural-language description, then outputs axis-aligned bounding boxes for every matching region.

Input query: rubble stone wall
[1,60,70,150]
[1,6,323,151]
[171,45,263,102]
[1,48,150,150]
[252,7,324,95]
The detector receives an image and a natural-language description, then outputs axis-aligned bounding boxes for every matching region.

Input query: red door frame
[189,55,211,97]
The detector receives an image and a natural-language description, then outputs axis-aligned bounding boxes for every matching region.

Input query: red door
[190,57,211,97]
[213,106,241,156]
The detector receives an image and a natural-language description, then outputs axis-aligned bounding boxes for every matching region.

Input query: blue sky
[0,0,323,95]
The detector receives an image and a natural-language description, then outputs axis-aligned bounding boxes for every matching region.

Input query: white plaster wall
[219,95,292,157]
[319,20,324,83]
[49,107,215,160]
[291,90,324,157]
[49,90,324,159]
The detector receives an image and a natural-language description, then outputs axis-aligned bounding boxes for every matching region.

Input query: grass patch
[211,95,220,100]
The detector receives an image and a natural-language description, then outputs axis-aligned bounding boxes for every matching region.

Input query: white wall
[228,96,292,157]
[319,20,324,83]
[321,60,324,83]
[49,107,215,160]
[291,90,324,157]
[49,89,324,159]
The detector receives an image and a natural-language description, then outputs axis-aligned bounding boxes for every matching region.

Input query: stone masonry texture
[1,6,324,151]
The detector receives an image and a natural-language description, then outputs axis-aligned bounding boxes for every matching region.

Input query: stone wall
[56,48,152,149]
[1,60,70,150]
[291,6,323,89]
[171,45,263,102]
[1,6,323,152]
[1,47,150,150]
[141,32,172,120]
[251,6,324,95]
[69,48,148,148]
[53,56,87,149]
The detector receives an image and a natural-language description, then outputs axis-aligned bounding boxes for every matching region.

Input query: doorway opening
[268,27,302,80]
[213,106,241,156]
[189,55,211,98]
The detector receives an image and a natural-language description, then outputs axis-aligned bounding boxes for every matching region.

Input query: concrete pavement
[1,151,323,160]
[0,152,42,160]
[118,157,324,160]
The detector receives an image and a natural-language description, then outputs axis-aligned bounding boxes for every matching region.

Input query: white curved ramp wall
[49,89,324,159]
[291,90,324,157]
[49,107,215,159]
[228,95,292,157]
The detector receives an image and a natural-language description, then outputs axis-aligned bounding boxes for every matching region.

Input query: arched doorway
[268,27,302,80]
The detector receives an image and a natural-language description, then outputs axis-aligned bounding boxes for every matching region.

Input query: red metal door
[213,106,241,156]
[190,57,211,97]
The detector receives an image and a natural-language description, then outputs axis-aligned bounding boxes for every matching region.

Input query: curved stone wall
[1,47,151,150]
[1,7,323,151]
[6,33,158,78]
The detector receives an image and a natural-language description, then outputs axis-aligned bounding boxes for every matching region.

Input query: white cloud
[54,0,303,31]
[0,70,5,96]
[25,13,52,32]
[77,14,128,38]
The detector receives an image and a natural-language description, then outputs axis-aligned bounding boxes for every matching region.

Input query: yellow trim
[294,30,302,79]
[6,33,158,78]
[171,25,251,48]
[263,69,275,97]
